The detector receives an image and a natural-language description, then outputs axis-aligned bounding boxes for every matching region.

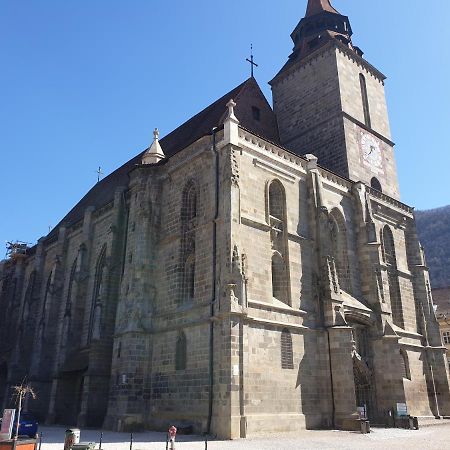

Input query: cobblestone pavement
[38,422,450,450]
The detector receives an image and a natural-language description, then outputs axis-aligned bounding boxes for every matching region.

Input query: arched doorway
[351,326,375,419]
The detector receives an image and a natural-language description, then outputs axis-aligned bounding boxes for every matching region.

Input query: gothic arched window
[41,272,53,325]
[22,271,37,325]
[65,258,78,317]
[31,271,52,374]
[281,328,294,369]
[183,254,195,302]
[382,226,404,328]
[269,180,286,223]
[400,349,411,380]
[89,245,107,342]
[359,73,371,128]
[268,179,291,306]
[330,209,351,293]
[61,258,78,352]
[175,331,187,371]
[180,181,198,304]
[371,177,382,192]
[182,181,198,230]
[382,226,397,267]
[272,252,288,304]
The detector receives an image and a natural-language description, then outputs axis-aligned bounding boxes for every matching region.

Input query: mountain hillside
[415,205,450,289]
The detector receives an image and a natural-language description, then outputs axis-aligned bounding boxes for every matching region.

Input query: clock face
[361,133,383,174]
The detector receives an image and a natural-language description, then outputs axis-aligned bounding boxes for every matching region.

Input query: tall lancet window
[272,252,288,303]
[22,271,37,327]
[62,258,78,351]
[268,180,291,305]
[359,73,371,128]
[181,181,198,303]
[17,271,38,367]
[382,226,404,328]
[31,271,52,374]
[329,209,352,293]
[89,245,107,343]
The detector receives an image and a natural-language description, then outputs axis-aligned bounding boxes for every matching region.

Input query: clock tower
[271,0,400,199]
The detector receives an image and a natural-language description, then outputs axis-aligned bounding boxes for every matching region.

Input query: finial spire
[142,127,165,165]
[224,99,240,146]
[226,99,238,122]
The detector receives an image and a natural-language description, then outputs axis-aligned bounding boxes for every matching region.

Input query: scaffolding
[5,241,30,259]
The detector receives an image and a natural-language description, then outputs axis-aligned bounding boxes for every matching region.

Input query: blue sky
[1,0,449,250]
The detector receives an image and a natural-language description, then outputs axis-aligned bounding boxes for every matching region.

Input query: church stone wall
[103,136,234,434]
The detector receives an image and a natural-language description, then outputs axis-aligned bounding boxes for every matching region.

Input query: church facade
[1,0,450,439]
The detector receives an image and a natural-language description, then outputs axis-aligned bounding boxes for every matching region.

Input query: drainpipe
[207,127,219,434]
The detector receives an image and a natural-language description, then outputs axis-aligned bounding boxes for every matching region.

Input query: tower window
[371,177,382,192]
[252,106,261,121]
[359,74,371,128]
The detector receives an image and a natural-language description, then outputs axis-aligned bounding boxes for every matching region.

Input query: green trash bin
[72,443,96,450]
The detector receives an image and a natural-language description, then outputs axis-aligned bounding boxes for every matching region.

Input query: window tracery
[267,180,291,305]
[382,226,404,328]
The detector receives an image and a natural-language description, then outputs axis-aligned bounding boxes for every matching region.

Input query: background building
[433,287,450,366]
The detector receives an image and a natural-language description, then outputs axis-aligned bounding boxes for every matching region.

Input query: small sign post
[0,409,16,441]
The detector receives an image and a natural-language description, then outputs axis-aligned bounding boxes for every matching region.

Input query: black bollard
[165,434,169,450]
[130,433,133,450]
[38,433,42,450]
[99,432,103,450]
[205,435,208,450]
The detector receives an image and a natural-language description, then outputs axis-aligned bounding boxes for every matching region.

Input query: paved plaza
[38,422,450,450]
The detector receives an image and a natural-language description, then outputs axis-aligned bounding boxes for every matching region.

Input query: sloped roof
[45,77,279,240]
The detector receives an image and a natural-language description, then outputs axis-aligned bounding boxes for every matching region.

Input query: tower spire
[284,0,362,64]
[305,0,339,17]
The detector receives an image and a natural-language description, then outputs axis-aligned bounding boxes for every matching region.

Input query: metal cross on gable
[95,166,104,183]
[246,44,258,78]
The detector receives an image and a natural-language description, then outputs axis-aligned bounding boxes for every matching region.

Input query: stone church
[1,0,450,439]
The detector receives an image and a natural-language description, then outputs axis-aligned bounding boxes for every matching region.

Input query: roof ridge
[44,77,269,240]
